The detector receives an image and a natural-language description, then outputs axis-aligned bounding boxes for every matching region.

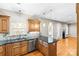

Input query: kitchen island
[36,36,58,56]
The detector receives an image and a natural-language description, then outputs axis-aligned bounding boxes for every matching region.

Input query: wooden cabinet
[37,39,48,56]
[0,45,5,56]
[77,3,79,56]
[28,19,40,32]
[42,42,48,56]
[49,43,57,56]
[6,42,20,56]
[5,40,28,56]
[11,42,20,56]
[20,41,28,55]
[37,39,57,56]
[0,15,9,33]
[6,43,12,56]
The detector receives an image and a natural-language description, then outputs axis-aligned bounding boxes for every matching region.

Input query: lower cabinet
[6,43,12,56]
[49,43,57,56]
[42,44,48,56]
[20,41,28,55]
[6,42,21,56]
[39,42,48,55]
[0,45,5,56]
[11,42,20,56]
[12,47,20,56]
[37,39,57,56]
[20,46,27,55]
[5,40,28,56]
[37,40,48,56]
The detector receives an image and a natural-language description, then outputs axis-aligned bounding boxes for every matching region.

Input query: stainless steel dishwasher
[28,39,36,52]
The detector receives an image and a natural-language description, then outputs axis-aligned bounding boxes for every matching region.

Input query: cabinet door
[28,19,40,32]
[39,43,44,54]
[20,41,28,55]
[29,21,35,32]
[5,44,12,56]
[0,16,9,33]
[0,45,5,56]
[42,42,48,56]
[20,46,28,55]
[12,47,20,56]
[2,19,8,32]
[12,42,20,56]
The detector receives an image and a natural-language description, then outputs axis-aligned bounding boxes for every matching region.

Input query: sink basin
[48,37,53,43]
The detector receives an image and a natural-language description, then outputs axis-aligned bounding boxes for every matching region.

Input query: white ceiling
[0,3,77,23]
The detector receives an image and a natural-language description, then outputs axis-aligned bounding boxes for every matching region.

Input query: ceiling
[0,3,77,23]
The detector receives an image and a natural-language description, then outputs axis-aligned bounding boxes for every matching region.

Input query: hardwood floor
[67,37,77,56]
[57,37,77,56]
[24,37,77,56]
[24,50,44,56]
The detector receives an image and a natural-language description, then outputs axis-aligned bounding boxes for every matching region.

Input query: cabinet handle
[13,46,19,48]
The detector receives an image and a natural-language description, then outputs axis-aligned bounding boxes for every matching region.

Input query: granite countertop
[0,36,58,45]
[39,36,58,44]
[0,40,6,45]
[0,37,37,45]
[0,32,40,45]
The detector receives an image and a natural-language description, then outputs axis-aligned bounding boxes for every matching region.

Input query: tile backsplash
[0,34,5,40]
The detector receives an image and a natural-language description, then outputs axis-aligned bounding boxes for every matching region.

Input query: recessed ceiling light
[16,3,21,5]
[43,12,46,15]
[50,9,52,12]
[19,10,21,12]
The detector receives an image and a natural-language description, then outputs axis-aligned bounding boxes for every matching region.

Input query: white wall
[0,9,28,37]
[53,22,68,39]
[40,19,70,40]
[69,24,77,37]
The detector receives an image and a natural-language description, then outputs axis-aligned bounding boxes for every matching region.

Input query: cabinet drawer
[20,41,28,46]
[0,52,5,56]
[12,42,20,48]
[13,42,20,45]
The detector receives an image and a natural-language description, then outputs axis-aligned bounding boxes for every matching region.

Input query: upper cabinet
[28,19,40,32]
[0,15,9,33]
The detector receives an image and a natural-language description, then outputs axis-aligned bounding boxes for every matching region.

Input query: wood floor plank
[57,37,77,56]
[24,50,44,56]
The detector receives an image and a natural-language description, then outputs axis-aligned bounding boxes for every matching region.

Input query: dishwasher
[28,39,36,52]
